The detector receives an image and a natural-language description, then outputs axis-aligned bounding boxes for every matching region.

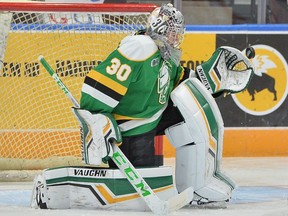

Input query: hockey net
[0,1,157,176]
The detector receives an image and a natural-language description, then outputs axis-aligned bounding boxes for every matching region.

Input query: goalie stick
[38,55,194,215]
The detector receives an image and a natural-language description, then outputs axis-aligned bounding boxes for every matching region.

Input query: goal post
[0,1,159,172]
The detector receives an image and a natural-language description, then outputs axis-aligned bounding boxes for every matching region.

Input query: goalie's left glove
[72,108,122,165]
[195,46,254,96]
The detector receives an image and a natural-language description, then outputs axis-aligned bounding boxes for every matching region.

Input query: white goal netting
[0,1,157,173]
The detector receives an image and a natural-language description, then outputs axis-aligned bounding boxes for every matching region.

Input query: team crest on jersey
[232,44,288,116]
[158,61,171,104]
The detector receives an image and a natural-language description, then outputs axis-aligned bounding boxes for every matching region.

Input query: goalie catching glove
[72,108,122,165]
[195,46,254,96]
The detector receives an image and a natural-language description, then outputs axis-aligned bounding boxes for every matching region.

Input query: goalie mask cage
[0,1,158,174]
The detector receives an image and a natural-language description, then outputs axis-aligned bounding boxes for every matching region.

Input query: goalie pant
[165,77,236,204]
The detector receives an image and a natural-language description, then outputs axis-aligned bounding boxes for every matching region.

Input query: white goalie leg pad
[165,78,236,202]
[30,166,178,211]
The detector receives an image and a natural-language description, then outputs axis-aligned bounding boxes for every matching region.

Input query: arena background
[1,24,287,159]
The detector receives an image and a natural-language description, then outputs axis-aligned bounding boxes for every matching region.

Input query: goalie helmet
[147,3,185,48]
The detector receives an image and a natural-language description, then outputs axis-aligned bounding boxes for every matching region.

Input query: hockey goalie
[31,3,254,213]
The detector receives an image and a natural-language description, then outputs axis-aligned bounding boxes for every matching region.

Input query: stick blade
[166,186,194,214]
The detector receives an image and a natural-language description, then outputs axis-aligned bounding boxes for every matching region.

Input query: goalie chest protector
[31,166,177,211]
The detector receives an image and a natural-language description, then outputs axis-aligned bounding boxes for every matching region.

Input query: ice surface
[1,157,288,216]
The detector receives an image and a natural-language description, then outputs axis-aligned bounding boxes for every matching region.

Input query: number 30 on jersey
[106,58,132,81]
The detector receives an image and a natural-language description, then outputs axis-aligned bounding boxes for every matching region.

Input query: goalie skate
[30,174,48,209]
[188,198,228,209]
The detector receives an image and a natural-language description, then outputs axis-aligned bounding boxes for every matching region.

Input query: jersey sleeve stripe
[85,76,123,102]
[82,83,119,108]
[87,70,127,95]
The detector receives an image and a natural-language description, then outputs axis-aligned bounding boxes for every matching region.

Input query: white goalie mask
[147,3,185,48]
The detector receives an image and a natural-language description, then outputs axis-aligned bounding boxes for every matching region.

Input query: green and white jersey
[80,34,184,136]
